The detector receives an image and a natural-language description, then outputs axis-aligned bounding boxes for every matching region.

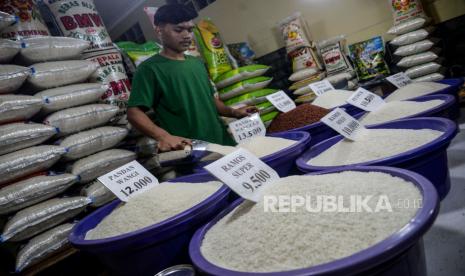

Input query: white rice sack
[325,72,354,85]
[44,104,119,136]
[135,136,157,157]
[312,89,354,109]
[393,40,434,57]
[413,73,445,82]
[219,77,273,101]
[293,85,312,96]
[0,65,30,94]
[35,83,107,115]
[60,127,128,160]
[360,99,444,125]
[0,146,67,186]
[0,39,20,63]
[397,51,438,68]
[385,82,449,102]
[70,149,137,183]
[15,223,75,272]
[85,181,221,239]
[0,197,91,242]
[0,123,58,155]
[405,62,441,79]
[387,18,427,35]
[19,36,90,64]
[308,129,442,166]
[81,180,116,208]
[0,95,43,124]
[0,11,17,32]
[289,68,318,82]
[389,28,431,46]
[28,60,98,90]
[0,174,78,215]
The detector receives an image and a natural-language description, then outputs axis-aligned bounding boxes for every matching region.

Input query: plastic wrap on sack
[348,36,390,81]
[317,35,354,76]
[278,12,312,53]
[60,126,128,160]
[135,136,158,157]
[0,39,20,63]
[0,146,67,186]
[0,1,50,40]
[0,11,18,32]
[44,104,119,136]
[0,94,42,124]
[70,149,137,183]
[0,123,58,155]
[387,17,427,35]
[393,39,434,57]
[35,83,108,114]
[81,180,115,208]
[405,62,441,79]
[388,0,427,26]
[389,28,433,46]
[0,174,78,215]
[396,51,438,68]
[0,65,30,94]
[413,72,445,82]
[0,197,90,242]
[15,222,75,272]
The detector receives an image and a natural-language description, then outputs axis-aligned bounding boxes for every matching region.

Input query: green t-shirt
[128,54,235,146]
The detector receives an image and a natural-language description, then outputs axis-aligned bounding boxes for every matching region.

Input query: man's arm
[127,107,191,152]
[214,97,259,118]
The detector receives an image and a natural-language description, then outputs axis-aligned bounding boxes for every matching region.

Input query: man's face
[157,21,195,53]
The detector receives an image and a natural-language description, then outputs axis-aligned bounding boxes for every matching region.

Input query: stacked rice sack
[387,0,443,82]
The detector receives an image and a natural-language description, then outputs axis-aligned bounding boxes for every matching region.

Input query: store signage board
[205,148,280,202]
[386,72,412,88]
[266,90,296,113]
[320,108,367,141]
[98,160,159,202]
[229,113,266,144]
[308,80,335,96]
[346,87,386,112]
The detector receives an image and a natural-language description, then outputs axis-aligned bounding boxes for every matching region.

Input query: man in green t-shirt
[127,4,256,152]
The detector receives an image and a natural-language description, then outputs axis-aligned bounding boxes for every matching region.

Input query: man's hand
[157,134,192,152]
[232,106,259,119]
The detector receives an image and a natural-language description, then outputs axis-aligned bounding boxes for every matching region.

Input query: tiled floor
[424,116,465,276]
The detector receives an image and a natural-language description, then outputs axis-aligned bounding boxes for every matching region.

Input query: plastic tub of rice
[189,166,439,276]
[354,94,456,126]
[296,117,457,199]
[69,174,230,276]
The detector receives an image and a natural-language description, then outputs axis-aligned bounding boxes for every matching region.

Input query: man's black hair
[154,4,197,26]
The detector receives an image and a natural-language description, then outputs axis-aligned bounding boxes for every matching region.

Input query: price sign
[228,113,266,144]
[346,88,386,111]
[320,108,367,141]
[205,148,280,202]
[266,90,296,113]
[308,80,335,96]
[98,160,159,202]
[386,72,412,88]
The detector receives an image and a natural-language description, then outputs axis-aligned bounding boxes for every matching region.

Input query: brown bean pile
[267,103,330,133]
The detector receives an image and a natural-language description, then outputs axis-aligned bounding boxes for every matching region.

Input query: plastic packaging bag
[19,36,90,64]
[390,28,433,46]
[318,35,354,76]
[393,39,434,56]
[81,180,115,207]
[60,126,128,160]
[0,174,77,215]
[388,0,427,26]
[0,146,67,186]
[223,88,278,107]
[44,104,119,136]
[0,123,58,155]
[215,65,270,89]
[288,46,322,77]
[116,41,162,67]
[0,39,20,63]
[413,72,444,82]
[15,223,75,272]
[227,42,256,66]
[0,197,90,242]
[387,17,426,35]
[349,36,390,81]
[0,94,42,124]
[0,11,17,32]
[289,71,326,91]
[35,83,108,115]
[405,62,441,79]
[0,65,30,94]
[396,51,437,67]
[278,12,312,53]
[219,76,272,100]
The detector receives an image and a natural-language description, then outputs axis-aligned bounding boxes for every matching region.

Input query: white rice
[85,181,222,240]
[201,171,421,273]
[312,90,354,109]
[207,136,297,157]
[308,129,442,166]
[384,82,449,102]
[360,100,444,125]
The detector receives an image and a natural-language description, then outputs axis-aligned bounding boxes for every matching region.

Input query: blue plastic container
[296,117,458,200]
[69,174,230,276]
[189,166,439,276]
[353,94,456,125]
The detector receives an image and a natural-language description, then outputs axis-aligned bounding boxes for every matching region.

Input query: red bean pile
[267,103,330,133]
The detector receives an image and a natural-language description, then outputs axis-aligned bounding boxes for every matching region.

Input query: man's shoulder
[138,54,165,69]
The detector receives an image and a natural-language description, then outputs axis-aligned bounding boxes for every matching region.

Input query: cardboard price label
[347,88,386,111]
[308,80,335,96]
[266,90,296,113]
[205,148,280,202]
[386,72,412,88]
[98,160,159,202]
[320,108,367,141]
[229,113,266,144]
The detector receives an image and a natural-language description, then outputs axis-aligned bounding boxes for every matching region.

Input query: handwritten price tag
[228,113,266,144]
[320,108,367,141]
[266,90,296,113]
[98,160,159,202]
[386,72,412,88]
[346,88,386,111]
[205,148,280,202]
[309,80,335,96]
